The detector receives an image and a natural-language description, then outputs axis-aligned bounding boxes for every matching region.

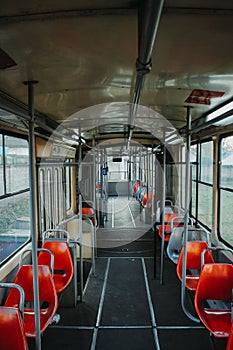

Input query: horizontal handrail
[42,228,70,242]
[0,282,25,319]
[201,246,233,269]
[19,248,55,275]
[56,214,79,228]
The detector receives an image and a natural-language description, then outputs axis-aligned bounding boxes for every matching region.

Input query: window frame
[218,132,233,246]
[190,138,214,231]
[0,131,30,266]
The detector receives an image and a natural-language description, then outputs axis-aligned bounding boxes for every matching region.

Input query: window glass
[180,146,186,209]
[180,163,186,209]
[65,164,71,211]
[190,144,197,181]
[200,141,213,184]
[0,185,30,263]
[47,169,53,228]
[0,134,30,264]
[190,144,197,217]
[219,135,233,245]
[191,180,196,217]
[39,169,46,233]
[4,135,29,193]
[197,183,213,229]
[54,168,59,225]
[220,136,233,189]
[0,134,4,196]
[219,190,233,246]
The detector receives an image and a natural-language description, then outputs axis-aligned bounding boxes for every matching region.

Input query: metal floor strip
[142,257,161,350]
[90,258,111,350]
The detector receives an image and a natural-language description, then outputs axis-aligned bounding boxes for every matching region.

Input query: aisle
[28,195,228,350]
[103,196,151,229]
[97,196,153,257]
[34,256,227,350]
[91,258,158,350]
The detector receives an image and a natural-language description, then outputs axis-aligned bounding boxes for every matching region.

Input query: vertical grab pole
[147,149,149,196]
[160,133,166,284]
[151,149,157,278]
[212,137,219,245]
[100,150,104,227]
[92,138,97,274]
[78,139,83,301]
[181,107,199,322]
[24,80,41,350]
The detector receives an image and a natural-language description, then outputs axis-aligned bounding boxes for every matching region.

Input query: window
[0,133,30,264]
[0,134,4,196]
[191,140,213,229]
[200,141,213,184]
[39,169,46,233]
[38,163,72,231]
[191,144,197,217]
[219,135,233,245]
[197,183,213,228]
[65,162,71,211]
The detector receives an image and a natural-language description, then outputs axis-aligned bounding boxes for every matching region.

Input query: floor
[28,197,228,350]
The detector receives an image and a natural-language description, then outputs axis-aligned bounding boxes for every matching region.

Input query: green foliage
[0,197,30,232]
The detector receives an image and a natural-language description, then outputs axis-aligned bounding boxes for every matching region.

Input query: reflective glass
[4,136,29,193]
[0,191,30,263]
[219,189,233,246]
[200,141,213,184]
[197,183,213,229]
[0,135,4,195]
[220,136,233,189]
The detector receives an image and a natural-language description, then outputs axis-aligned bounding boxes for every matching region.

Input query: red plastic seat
[0,306,28,349]
[82,207,95,225]
[142,192,153,208]
[226,322,233,350]
[158,213,180,242]
[38,241,74,294]
[5,265,58,337]
[0,283,28,349]
[176,241,215,291]
[82,207,95,216]
[132,181,141,196]
[194,263,233,338]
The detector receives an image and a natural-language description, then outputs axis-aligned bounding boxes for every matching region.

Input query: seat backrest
[38,241,74,293]
[82,207,95,216]
[167,227,208,264]
[142,191,152,208]
[164,206,173,214]
[226,322,233,350]
[195,263,233,301]
[194,263,233,338]
[5,265,58,336]
[0,306,28,350]
[132,181,141,195]
[158,213,180,241]
[167,226,185,263]
[177,241,215,283]
[0,283,28,350]
[82,207,95,225]
[170,215,184,231]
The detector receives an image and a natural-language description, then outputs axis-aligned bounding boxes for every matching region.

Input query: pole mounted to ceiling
[24,80,42,350]
[128,0,164,144]
[181,106,200,323]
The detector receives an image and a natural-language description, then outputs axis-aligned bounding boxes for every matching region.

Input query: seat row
[131,181,153,209]
[0,229,75,349]
[157,209,233,346]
